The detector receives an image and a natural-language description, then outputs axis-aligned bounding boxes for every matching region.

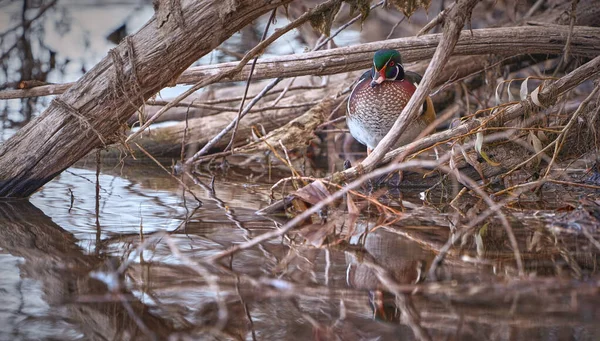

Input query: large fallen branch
[131,84,329,157]
[0,0,293,197]
[2,25,599,100]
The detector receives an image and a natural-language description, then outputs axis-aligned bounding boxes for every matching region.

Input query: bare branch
[2,26,599,100]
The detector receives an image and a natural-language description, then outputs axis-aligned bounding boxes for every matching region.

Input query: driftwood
[131,81,332,157]
[131,78,326,125]
[231,96,339,155]
[2,25,600,101]
[0,0,292,197]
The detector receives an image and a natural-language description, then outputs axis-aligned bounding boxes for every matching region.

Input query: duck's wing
[403,70,423,85]
[403,71,435,119]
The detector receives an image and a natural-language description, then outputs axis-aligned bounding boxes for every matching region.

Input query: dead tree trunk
[0,0,292,197]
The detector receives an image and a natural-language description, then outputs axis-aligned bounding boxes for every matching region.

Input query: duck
[346,49,436,155]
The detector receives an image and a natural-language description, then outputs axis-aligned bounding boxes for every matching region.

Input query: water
[0,156,598,340]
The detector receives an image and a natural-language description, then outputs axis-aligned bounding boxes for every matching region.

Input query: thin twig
[417,2,454,36]
[225,9,277,152]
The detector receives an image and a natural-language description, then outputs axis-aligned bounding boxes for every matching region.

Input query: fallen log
[131,82,332,157]
[130,76,326,125]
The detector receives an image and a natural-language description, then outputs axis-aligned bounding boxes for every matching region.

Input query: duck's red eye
[389,61,395,67]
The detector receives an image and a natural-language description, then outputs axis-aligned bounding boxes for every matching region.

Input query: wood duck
[347,49,436,155]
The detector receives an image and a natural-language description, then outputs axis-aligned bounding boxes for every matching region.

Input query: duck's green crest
[373,49,402,71]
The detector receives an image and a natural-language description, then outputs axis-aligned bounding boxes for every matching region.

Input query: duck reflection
[345,224,435,322]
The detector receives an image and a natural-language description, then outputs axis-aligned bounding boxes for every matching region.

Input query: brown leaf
[293,180,331,205]
[309,2,342,36]
[387,0,431,18]
[346,0,371,23]
[297,219,337,247]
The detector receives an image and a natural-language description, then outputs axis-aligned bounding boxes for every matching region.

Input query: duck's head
[370,49,404,87]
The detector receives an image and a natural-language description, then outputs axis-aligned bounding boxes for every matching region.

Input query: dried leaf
[494,81,503,113]
[476,223,489,257]
[449,145,457,170]
[537,130,548,144]
[507,79,516,102]
[527,131,544,167]
[531,84,544,108]
[297,220,337,247]
[294,180,331,205]
[290,197,309,215]
[309,2,342,36]
[475,131,501,167]
[475,231,484,257]
[346,0,371,23]
[520,76,531,101]
[387,0,431,18]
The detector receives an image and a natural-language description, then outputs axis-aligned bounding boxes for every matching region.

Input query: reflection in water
[30,168,188,251]
[0,161,598,340]
[0,200,174,340]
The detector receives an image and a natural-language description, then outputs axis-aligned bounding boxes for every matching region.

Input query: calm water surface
[0,158,599,340]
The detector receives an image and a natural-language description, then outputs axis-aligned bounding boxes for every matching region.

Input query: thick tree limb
[2,25,599,100]
[131,85,328,157]
[0,0,293,197]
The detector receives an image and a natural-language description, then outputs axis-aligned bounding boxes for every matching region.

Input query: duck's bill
[370,75,385,87]
[370,68,387,87]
